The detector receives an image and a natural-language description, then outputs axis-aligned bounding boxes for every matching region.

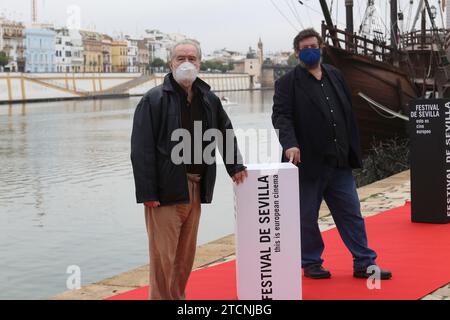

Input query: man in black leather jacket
[272,29,391,281]
[131,39,247,300]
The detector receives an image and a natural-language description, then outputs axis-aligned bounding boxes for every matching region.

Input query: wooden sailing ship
[399,0,450,97]
[317,0,450,150]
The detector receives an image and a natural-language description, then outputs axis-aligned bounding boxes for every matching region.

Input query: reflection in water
[0,90,276,299]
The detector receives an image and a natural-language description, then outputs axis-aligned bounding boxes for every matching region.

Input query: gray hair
[169,39,202,62]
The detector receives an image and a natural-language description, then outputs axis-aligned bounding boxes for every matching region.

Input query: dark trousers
[299,165,377,271]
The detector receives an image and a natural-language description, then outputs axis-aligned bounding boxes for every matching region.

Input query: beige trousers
[144,174,201,300]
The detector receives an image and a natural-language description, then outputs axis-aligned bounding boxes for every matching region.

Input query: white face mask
[173,62,198,85]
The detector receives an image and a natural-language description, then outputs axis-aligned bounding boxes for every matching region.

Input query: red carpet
[106,203,450,300]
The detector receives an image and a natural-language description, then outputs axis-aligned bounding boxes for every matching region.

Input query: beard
[298,56,323,70]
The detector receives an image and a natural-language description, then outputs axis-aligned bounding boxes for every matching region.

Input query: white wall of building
[127,38,139,73]
[146,30,188,63]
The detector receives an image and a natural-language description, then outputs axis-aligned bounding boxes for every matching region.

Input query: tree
[151,58,167,69]
[201,60,233,73]
[0,51,9,69]
[287,53,299,66]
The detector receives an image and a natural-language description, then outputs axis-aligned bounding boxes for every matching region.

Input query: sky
[0,0,445,54]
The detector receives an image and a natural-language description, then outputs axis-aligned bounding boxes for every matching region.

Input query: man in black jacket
[272,29,391,280]
[131,39,247,300]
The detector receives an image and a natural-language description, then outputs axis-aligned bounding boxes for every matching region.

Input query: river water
[0,89,279,299]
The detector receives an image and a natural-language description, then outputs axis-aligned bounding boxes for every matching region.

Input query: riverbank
[0,72,258,105]
[50,170,449,300]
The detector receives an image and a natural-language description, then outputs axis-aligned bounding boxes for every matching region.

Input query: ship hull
[323,46,419,151]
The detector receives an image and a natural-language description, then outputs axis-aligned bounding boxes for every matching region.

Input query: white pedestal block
[234,163,301,300]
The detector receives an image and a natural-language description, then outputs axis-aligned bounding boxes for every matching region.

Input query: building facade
[69,29,84,73]
[137,39,149,73]
[231,43,263,82]
[0,19,196,74]
[101,34,112,73]
[145,29,169,63]
[267,51,291,66]
[145,29,188,63]
[80,30,103,73]
[245,46,262,81]
[54,27,83,73]
[126,36,139,73]
[0,18,26,72]
[112,40,127,72]
[25,28,56,73]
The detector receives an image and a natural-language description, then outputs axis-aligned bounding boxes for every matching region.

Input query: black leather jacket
[272,64,363,178]
[131,74,246,206]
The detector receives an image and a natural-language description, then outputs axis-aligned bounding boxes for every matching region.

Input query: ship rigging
[271,0,450,149]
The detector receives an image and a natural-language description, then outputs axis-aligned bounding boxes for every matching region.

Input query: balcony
[2,32,23,39]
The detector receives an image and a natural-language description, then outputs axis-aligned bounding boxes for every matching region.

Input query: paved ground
[51,170,450,300]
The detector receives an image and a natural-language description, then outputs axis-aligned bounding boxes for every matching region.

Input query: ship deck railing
[400,28,449,51]
[321,21,392,63]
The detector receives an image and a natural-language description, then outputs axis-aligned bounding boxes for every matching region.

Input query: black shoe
[353,266,392,280]
[304,265,331,279]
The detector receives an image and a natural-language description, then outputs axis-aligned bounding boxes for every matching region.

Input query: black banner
[409,99,450,224]
[1,300,444,319]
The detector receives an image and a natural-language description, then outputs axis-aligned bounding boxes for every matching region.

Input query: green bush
[201,60,233,73]
[354,137,410,187]
[0,51,8,68]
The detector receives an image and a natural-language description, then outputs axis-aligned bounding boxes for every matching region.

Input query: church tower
[257,37,264,65]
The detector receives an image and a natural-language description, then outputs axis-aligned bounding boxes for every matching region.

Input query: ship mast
[391,0,399,57]
[411,0,425,32]
[423,0,440,30]
[359,1,386,43]
[423,0,449,66]
[319,0,340,47]
[345,0,354,35]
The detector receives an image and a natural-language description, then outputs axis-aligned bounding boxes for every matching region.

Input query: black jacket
[272,64,363,178]
[131,74,246,206]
